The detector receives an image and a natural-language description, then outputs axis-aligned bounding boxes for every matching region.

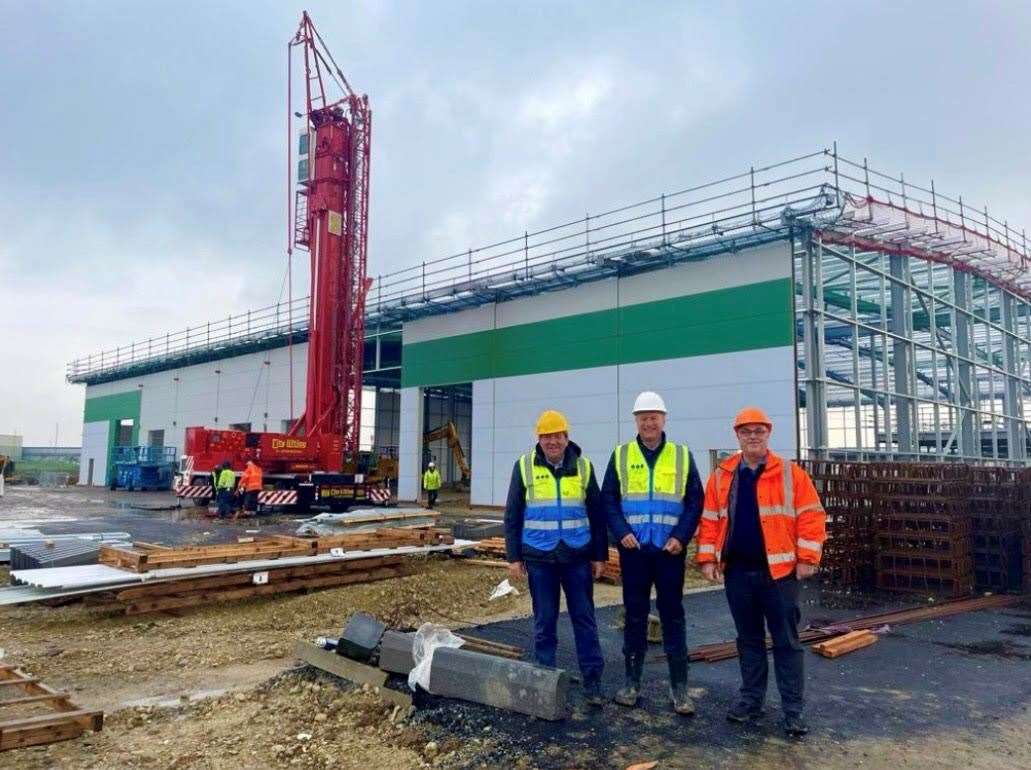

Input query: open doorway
[422,384,472,508]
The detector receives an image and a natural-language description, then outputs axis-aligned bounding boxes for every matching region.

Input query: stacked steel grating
[802,461,1028,597]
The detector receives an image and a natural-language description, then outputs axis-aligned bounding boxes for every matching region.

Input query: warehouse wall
[399,241,797,505]
[79,343,309,485]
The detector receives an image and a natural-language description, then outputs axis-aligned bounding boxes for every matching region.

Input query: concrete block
[427,647,568,721]
[378,631,416,675]
[295,640,388,687]
[338,612,386,661]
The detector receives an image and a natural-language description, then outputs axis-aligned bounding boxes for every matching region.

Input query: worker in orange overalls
[697,407,826,738]
[239,460,263,514]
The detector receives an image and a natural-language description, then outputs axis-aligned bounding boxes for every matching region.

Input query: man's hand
[662,537,684,555]
[508,561,527,581]
[795,562,818,580]
[620,533,640,549]
[701,562,723,583]
[591,561,605,580]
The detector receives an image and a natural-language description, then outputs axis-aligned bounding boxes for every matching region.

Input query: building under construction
[68,148,1031,504]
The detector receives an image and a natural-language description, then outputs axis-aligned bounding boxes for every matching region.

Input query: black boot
[583,676,605,707]
[667,655,695,716]
[783,712,809,737]
[613,654,643,707]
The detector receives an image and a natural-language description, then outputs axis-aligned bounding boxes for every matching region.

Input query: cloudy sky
[1,1,1029,444]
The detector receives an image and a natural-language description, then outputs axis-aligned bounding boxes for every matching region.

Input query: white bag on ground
[407,622,465,692]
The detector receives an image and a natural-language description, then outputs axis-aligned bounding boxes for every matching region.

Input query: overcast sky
[1,1,1029,445]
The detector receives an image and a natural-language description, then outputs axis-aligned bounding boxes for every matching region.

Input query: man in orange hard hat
[239,460,263,514]
[697,407,826,737]
[505,409,609,706]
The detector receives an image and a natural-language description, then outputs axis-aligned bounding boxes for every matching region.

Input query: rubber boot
[583,676,605,707]
[613,654,643,707]
[667,655,695,716]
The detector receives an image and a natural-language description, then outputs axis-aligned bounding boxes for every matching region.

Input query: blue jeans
[216,489,234,518]
[619,546,687,659]
[724,566,804,715]
[525,560,604,681]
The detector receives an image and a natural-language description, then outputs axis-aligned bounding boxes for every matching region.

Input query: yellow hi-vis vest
[423,469,442,491]
[519,450,592,551]
[614,440,690,548]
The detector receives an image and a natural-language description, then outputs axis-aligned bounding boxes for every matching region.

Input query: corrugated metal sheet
[9,538,130,571]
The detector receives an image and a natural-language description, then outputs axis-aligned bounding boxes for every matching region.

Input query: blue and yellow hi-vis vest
[615,440,690,548]
[519,450,592,552]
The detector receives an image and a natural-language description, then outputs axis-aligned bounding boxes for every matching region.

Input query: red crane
[289,11,372,459]
[176,11,384,510]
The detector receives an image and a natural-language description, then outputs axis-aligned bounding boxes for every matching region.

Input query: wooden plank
[0,678,37,688]
[123,566,404,615]
[114,556,404,601]
[294,640,388,687]
[1,720,84,751]
[459,559,508,568]
[0,693,73,709]
[0,709,102,732]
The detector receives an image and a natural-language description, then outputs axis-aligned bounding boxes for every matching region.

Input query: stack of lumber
[0,664,103,751]
[6,529,469,615]
[811,630,878,658]
[690,593,1022,663]
[474,537,622,583]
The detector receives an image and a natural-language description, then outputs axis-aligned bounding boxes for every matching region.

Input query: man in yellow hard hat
[697,406,826,737]
[505,409,608,706]
[602,391,703,715]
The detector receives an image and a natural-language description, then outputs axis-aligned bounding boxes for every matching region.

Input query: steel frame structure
[68,148,1031,464]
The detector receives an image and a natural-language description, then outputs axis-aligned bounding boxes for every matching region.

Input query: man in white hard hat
[602,391,703,714]
[422,461,442,509]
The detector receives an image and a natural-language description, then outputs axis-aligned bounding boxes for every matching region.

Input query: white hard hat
[428,461,435,467]
[632,391,667,414]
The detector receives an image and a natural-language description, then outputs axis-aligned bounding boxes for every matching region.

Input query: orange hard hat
[734,407,773,431]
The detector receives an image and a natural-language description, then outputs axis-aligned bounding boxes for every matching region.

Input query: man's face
[736,423,771,456]
[539,431,569,462]
[634,411,666,443]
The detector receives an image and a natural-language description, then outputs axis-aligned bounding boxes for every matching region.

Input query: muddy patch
[935,639,1031,661]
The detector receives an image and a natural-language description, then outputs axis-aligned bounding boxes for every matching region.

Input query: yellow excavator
[424,421,471,487]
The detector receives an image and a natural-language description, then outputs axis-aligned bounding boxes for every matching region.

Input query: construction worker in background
[422,461,442,508]
[505,410,608,707]
[603,391,703,714]
[239,460,263,514]
[215,461,236,519]
[697,407,826,738]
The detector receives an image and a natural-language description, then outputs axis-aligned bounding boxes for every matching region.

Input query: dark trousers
[724,566,804,715]
[619,546,687,660]
[216,489,234,518]
[427,490,438,508]
[243,490,259,512]
[525,560,604,681]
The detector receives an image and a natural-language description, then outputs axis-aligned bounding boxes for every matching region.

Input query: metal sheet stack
[9,538,126,572]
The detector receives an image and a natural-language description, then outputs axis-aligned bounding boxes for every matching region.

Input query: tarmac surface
[414,583,1031,768]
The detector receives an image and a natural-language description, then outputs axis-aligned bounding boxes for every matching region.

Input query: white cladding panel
[79,421,110,486]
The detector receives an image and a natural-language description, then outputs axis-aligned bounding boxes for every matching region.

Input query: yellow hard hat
[535,410,570,436]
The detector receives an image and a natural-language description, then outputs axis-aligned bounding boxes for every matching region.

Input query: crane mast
[289,11,372,464]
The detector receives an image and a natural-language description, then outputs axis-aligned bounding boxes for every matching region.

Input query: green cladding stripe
[84,391,142,480]
[401,278,792,387]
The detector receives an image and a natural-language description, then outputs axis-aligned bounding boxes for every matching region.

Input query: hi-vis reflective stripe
[627,514,680,526]
[525,518,589,531]
[701,509,720,521]
[797,538,823,553]
[698,544,716,554]
[759,505,795,518]
[783,459,793,509]
[523,450,537,502]
[796,502,824,516]
[767,551,797,565]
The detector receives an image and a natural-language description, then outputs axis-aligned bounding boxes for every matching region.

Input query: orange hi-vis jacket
[239,463,263,493]
[696,450,826,580]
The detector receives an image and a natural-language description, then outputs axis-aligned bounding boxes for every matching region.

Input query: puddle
[935,639,1031,661]
[1001,624,1031,637]
[123,687,228,709]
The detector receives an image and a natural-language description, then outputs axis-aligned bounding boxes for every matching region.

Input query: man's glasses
[737,428,769,437]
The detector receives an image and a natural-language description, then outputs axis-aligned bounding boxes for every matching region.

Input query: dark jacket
[601,433,704,549]
[504,441,608,564]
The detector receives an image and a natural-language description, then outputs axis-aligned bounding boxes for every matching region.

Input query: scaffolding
[67,148,1031,463]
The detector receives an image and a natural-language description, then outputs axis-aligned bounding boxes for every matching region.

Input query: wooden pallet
[113,556,409,615]
[474,538,622,583]
[0,665,103,752]
[100,528,455,573]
